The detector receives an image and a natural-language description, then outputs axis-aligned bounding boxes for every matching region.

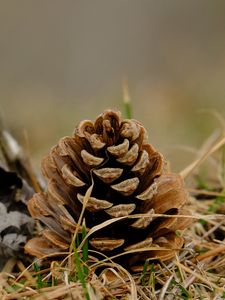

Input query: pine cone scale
[130,149,149,174]
[107,138,129,157]
[111,177,139,196]
[93,167,123,184]
[89,238,125,252]
[42,229,69,250]
[105,203,136,218]
[131,208,154,229]
[61,164,85,187]
[77,193,113,212]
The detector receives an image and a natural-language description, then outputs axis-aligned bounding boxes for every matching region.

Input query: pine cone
[25,110,190,268]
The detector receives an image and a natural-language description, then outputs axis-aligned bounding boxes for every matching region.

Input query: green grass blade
[33,262,43,289]
[122,79,132,119]
[82,219,89,276]
[149,263,155,293]
[73,244,90,300]
[140,260,149,286]
[207,189,225,213]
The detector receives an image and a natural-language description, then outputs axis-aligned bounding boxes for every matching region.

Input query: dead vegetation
[1,111,225,299]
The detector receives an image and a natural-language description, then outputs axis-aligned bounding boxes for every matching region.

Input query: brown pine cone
[25,110,190,268]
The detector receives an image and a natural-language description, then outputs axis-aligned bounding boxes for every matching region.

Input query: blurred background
[1,0,225,171]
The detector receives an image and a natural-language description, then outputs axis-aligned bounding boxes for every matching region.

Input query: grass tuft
[33,262,44,289]
[73,245,90,300]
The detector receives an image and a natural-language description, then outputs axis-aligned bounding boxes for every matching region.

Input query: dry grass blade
[175,262,225,293]
[180,134,225,179]
[1,259,17,274]
[158,275,173,300]
[198,109,225,132]
[69,181,94,265]
[188,188,225,197]
[195,244,225,262]
[78,212,195,252]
